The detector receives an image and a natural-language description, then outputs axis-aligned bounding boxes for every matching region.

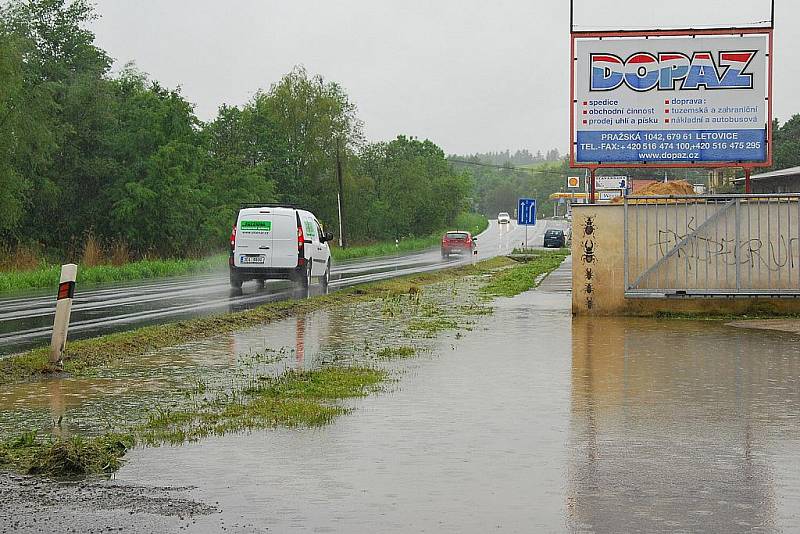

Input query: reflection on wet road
[0,219,564,354]
[95,261,799,532]
[569,317,800,532]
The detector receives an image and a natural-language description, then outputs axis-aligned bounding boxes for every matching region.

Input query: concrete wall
[571,203,800,316]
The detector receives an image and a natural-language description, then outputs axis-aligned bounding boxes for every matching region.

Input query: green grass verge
[511,247,570,255]
[0,256,515,388]
[330,212,489,261]
[481,249,570,297]
[0,255,227,294]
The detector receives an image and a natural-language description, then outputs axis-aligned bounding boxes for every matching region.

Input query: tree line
[0,0,472,260]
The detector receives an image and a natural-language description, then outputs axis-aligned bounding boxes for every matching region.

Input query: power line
[447,158,569,176]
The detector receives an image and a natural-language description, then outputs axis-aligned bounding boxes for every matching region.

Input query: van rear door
[270,210,300,269]
[234,210,275,268]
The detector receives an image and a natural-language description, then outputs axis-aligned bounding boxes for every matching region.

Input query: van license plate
[240,255,265,264]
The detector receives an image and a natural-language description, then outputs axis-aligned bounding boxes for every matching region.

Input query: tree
[772,115,800,170]
[261,66,363,222]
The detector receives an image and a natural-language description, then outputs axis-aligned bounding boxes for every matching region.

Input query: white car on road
[229,205,333,289]
[497,212,511,224]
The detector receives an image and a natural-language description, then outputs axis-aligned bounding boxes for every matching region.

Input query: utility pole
[336,138,346,248]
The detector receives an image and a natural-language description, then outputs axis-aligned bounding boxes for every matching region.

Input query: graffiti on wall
[650,218,799,272]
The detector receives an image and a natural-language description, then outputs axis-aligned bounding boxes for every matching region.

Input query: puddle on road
[3,264,800,532]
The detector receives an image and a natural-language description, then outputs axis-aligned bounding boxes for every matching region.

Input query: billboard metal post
[589,168,596,204]
[744,168,752,194]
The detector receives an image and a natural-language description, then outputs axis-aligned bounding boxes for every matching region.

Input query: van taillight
[297,224,305,263]
[230,226,236,249]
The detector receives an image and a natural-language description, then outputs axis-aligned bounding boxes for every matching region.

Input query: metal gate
[624,194,800,297]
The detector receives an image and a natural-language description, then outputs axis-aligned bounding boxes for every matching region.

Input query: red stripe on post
[57,281,75,300]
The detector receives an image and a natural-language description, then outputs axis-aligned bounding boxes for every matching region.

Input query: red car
[441,231,476,258]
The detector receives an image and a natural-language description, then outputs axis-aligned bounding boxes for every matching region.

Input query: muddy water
[3,263,800,532]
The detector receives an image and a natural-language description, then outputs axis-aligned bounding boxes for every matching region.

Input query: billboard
[571,29,772,167]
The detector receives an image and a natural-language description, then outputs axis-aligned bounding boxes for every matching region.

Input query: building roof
[733,165,800,183]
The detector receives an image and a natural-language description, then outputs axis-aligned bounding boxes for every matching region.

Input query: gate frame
[623,193,800,298]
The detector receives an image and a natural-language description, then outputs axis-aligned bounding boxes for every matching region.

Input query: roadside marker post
[50,264,77,365]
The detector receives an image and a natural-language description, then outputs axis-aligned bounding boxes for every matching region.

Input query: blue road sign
[517,198,536,226]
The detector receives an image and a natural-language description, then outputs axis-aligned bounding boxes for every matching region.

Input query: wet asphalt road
[0,220,566,355]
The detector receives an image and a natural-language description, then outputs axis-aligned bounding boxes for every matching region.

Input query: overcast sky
[89,0,795,155]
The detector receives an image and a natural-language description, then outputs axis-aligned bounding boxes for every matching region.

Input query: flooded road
[0,219,564,355]
[3,260,800,532]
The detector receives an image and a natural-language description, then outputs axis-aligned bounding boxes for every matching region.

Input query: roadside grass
[0,256,515,387]
[0,255,227,294]
[481,249,570,297]
[330,212,489,261]
[511,247,570,255]
[137,366,386,446]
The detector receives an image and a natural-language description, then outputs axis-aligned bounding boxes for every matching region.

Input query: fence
[624,194,800,297]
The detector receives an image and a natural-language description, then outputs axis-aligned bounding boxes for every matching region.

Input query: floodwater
[3,261,800,532]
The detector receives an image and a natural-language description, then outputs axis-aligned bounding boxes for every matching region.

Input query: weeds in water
[457,304,493,316]
[137,366,386,446]
[0,433,134,477]
[407,317,459,337]
[376,346,417,359]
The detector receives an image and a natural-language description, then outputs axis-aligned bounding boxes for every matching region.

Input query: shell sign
[567,176,581,188]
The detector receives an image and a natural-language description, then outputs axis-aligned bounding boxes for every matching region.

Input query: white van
[229,205,333,289]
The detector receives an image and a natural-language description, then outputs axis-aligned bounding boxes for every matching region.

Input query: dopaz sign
[595,176,627,190]
[573,31,770,165]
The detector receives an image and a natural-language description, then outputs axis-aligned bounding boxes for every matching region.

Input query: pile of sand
[612,180,695,203]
